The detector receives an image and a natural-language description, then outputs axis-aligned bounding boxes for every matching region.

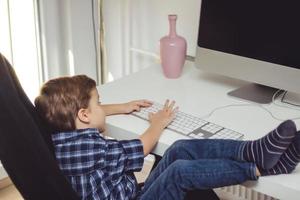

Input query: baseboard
[215,185,277,200]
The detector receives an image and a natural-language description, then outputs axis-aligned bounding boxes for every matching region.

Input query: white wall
[130,0,201,57]
[103,0,202,80]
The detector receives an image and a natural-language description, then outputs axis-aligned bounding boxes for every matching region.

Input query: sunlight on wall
[9,0,40,102]
[108,71,114,82]
[0,0,12,61]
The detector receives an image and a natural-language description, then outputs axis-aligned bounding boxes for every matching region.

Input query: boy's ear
[77,108,90,123]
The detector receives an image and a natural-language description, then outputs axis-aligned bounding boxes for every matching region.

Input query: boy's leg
[142,120,296,192]
[141,139,242,192]
[261,132,300,175]
[139,159,257,200]
[164,120,296,168]
[240,120,296,169]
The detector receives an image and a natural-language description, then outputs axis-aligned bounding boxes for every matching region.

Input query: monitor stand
[228,83,279,104]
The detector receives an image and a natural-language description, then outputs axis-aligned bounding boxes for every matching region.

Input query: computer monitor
[195,0,300,104]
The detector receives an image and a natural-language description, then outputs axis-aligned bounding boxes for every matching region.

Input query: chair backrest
[0,53,79,200]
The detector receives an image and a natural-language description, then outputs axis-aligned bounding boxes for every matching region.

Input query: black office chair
[0,53,79,199]
[0,53,219,200]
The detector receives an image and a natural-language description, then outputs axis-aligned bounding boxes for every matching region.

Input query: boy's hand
[148,100,178,130]
[122,100,153,114]
[139,99,178,156]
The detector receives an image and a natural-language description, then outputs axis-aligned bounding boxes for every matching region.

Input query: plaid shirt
[52,128,144,200]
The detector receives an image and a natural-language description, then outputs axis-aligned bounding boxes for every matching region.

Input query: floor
[0,155,237,200]
[0,178,22,200]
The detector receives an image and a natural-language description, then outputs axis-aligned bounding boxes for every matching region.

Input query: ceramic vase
[160,15,187,78]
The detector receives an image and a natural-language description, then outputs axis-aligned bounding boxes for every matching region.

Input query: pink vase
[160,15,187,79]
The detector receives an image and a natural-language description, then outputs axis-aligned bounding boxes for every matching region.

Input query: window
[0,0,41,102]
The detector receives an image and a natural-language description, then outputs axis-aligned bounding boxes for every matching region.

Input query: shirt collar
[52,128,103,145]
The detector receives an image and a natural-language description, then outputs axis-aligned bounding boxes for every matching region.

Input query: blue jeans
[137,139,257,200]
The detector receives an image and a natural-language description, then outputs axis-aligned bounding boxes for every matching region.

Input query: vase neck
[168,15,177,38]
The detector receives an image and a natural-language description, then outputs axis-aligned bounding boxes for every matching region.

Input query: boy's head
[35,75,106,133]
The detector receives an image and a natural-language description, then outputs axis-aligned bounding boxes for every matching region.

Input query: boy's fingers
[136,102,144,106]
[169,111,177,121]
[169,107,179,118]
[170,112,175,119]
[134,105,140,111]
[163,99,170,109]
[168,100,176,111]
[148,112,154,120]
[143,100,153,105]
[137,100,152,107]
[142,101,153,107]
[173,106,179,113]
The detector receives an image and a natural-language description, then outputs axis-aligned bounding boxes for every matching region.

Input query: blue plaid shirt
[52,128,144,200]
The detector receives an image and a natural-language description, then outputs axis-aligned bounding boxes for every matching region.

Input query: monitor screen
[197,0,300,70]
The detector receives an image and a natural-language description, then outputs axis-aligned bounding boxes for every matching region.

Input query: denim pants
[137,139,257,200]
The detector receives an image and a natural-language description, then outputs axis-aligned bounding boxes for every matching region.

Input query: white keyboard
[132,102,243,140]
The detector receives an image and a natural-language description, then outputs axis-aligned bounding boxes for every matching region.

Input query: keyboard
[132,102,243,140]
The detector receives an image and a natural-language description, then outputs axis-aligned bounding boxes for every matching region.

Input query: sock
[261,133,300,176]
[241,120,296,170]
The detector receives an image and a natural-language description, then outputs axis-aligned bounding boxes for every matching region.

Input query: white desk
[98,61,300,200]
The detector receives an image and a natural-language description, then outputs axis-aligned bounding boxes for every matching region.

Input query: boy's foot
[261,133,300,175]
[241,120,296,170]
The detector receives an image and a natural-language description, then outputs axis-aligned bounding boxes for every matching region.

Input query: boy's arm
[102,104,126,116]
[102,100,152,116]
[139,124,165,156]
[139,100,178,156]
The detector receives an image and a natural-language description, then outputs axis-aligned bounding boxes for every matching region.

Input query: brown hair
[35,75,96,132]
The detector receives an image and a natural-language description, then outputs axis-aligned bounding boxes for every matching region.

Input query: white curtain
[0,0,41,101]
[97,0,108,84]
[38,0,99,83]
[103,0,159,82]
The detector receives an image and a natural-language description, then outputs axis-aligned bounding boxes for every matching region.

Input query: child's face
[87,88,106,132]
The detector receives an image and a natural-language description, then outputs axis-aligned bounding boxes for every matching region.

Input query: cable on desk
[200,103,284,121]
[281,91,300,107]
[200,89,300,122]
[271,90,300,111]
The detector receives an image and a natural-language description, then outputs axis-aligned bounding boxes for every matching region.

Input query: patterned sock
[261,133,300,176]
[240,120,296,170]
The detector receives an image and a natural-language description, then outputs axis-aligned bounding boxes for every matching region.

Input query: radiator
[215,185,278,200]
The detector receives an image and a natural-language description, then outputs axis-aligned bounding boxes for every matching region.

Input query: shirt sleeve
[119,139,144,172]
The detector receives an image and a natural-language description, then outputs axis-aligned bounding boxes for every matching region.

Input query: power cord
[272,90,300,111]
[200,103,286,121]
[281,91,300,107]
[200,89,300,122]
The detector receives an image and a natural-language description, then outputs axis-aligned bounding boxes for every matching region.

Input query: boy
[35,75,300,200]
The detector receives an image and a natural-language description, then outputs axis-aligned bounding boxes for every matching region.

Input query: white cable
[129,48,160,60]
[200,103,284,121]
[272,90,300,111]
[281,92,300,107]
[201,90,300,122]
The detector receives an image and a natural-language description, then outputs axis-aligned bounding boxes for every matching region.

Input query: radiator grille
[215,185,278,200]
